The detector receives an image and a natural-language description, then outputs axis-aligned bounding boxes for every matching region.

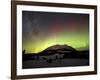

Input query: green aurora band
[23,32,89,53]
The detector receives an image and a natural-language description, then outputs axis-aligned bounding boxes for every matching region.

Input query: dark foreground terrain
[22,45,89,69]
[23,58,89,69]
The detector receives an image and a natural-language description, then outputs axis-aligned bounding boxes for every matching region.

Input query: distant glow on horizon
[23,32,89,53]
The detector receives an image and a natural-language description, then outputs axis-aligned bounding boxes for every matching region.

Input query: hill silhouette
[39,44,77,55]
[23,44,89,61]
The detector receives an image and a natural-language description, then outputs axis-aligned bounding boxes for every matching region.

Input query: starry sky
[22,11,89,53]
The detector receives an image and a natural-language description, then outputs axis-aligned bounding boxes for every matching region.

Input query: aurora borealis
[22,11,89,53]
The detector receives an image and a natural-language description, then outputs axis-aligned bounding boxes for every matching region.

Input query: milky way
[22,11,89,53]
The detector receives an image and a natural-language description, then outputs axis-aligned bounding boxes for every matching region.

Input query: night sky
[22,11,89,53]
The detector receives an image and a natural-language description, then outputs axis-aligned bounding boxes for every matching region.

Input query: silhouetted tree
[23,50,26,54]
[22,50,26,61]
